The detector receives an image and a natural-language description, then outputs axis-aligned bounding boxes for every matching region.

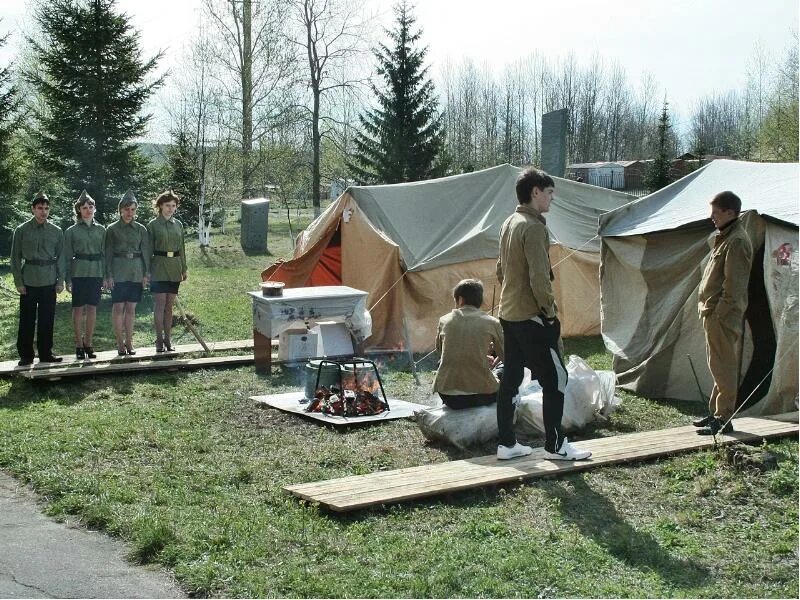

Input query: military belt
[25,258,57,266]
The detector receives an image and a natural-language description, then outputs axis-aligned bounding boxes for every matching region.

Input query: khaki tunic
[63,220,106,279]
[105,219,151,283]
[433,306,505,395]
[697,219,753,420]
[10,218,64,288]
[147,216,187,282]
[697,219,753,322]
[496,204,556,321]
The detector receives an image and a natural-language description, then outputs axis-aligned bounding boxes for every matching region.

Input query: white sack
[415,355,620,449]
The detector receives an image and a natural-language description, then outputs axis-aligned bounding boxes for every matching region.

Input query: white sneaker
[497,442,533,460]
[543,437,592,461]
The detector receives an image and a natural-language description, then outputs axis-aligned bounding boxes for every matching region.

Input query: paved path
[0,472,184,598]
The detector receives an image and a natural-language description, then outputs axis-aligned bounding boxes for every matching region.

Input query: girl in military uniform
[63,190,105,359]
[105,191,151,356]
[147,190,187,352]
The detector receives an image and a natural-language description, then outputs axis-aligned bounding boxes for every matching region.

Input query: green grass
[0,206,796,598]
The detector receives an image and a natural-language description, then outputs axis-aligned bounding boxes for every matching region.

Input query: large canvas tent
[599,159,798,416]
[263,164,633,352]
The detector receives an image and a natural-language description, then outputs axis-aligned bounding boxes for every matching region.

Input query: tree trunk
[242,0,253,198]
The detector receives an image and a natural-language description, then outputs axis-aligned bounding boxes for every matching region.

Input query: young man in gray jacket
[495,168,591,461]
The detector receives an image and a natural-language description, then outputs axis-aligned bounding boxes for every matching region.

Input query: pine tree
[350,1,444,184]
[26,0,163,218]
[0,31,22,255]
[645,100,673,192]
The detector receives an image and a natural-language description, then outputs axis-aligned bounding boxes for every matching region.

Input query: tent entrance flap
[307,228,342,286]
[739,242,776,411]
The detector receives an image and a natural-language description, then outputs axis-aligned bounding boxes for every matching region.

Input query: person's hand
[56,282,64,294]
[65,281,72,293]
[142,275,148,287]
[17,285,26,295]
[181,272,188,281]
[487,354,502,368]
[104,277,113,290]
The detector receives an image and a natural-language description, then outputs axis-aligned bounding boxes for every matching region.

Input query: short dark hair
[710,191,742,215]
[515,168,555,204]
[31,191,49,207]
[453,278,483,308]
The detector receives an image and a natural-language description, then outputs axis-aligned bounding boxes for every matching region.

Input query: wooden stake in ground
[174,297,210,353]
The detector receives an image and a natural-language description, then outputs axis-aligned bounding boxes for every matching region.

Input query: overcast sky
[0,0,797,139]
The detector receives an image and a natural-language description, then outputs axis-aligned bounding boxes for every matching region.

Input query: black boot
[76,346,85,360]
[697,417,733,436]
[692,415,713,428]
[83,345,96,359]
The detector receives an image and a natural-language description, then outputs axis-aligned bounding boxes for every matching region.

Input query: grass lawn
[0,206,797,598]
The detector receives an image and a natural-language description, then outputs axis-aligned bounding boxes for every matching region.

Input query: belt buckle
[126,252,134,259]
[166,251,175,258]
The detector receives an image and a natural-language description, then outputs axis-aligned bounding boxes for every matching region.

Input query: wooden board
[284,412,799,512]
[252,391,426,426]
[20,354,256,380]
[0,339,260,375]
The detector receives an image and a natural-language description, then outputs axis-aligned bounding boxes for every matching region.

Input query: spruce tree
[26,0,163,218]
[350,1,444,184]
[645,100,673,192]
[165,129,201,229]
[0,31,22,254]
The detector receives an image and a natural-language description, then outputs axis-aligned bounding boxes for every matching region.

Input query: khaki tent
[264,164,633,352]
[599,159,798,416]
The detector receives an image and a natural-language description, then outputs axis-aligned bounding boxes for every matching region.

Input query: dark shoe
[39,355,63,363]
[155,338,165,353]
[17,358,33,367]
[692,415,713,428]
[164,339,175,352]
[697,417,733,436]
[83,345,96,359]
[117,347,128,357]
[126,347,137,356]
[76,346,85,360]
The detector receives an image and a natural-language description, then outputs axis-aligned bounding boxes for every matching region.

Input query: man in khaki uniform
[695,191,753,435]
[433,279,504,410]
[10,191,64,366]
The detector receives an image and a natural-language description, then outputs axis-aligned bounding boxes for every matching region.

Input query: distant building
[566,162,625,190]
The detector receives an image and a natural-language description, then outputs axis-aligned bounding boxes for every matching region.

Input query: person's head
[31,191,50,223]
[118,190,138,223]
[709,190,741,229]
[73,189,96,222]
[453,278,484,308]
[515,168,555,213]
[154,189,180,217]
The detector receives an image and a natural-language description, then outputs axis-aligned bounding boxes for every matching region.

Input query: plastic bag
[515,355,620,436]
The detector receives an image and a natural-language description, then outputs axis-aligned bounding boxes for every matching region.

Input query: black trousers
[439,392,497,410]
[498,317,567,452]
[17,285,57,360]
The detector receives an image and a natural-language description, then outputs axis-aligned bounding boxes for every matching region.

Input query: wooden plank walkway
[285,412,799,512]
[0,339,257,376]
[20,354,257,380]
